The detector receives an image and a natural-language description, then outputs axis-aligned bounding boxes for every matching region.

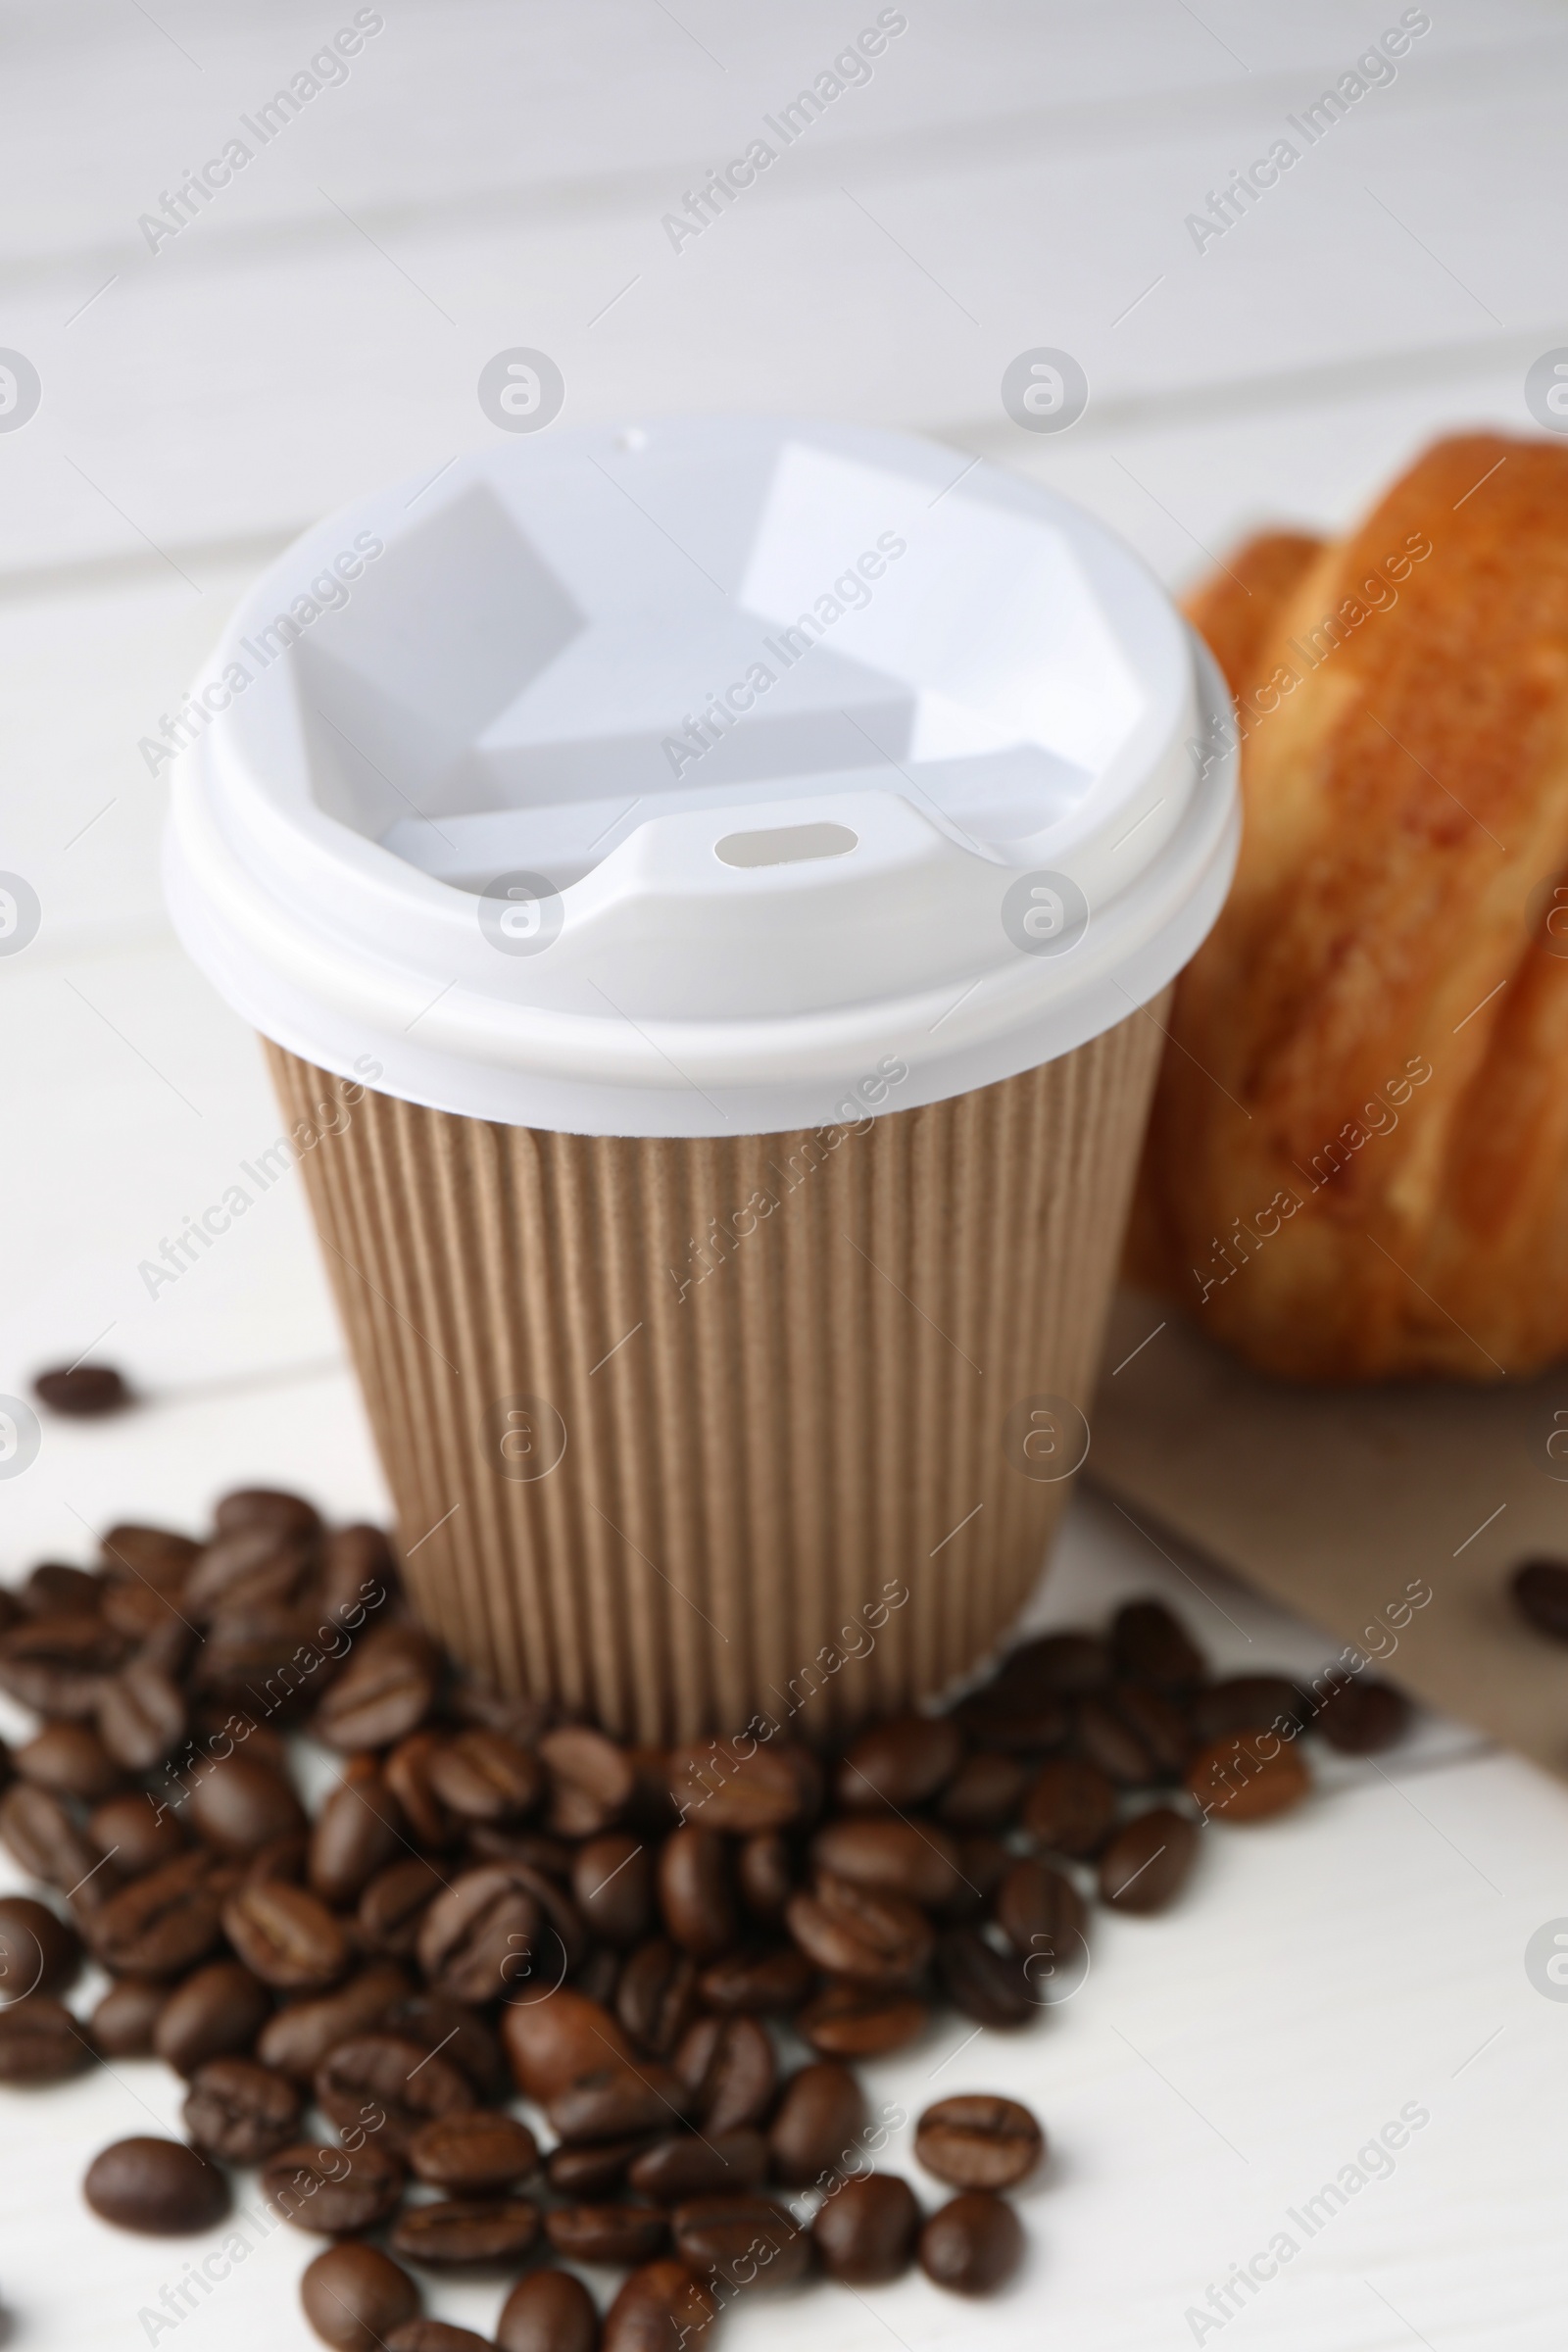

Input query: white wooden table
[3,4,1568,2343]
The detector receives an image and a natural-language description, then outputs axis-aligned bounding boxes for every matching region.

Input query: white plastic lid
[165,417,1239,1137]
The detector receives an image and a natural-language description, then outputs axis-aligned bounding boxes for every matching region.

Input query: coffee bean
[88,1851,228,1977]
[548,2059,686,2144]
[915,2095,1043,2189]
[385,1991,507,2099]
[34,1363,129,1417]
[629,2128,768,2203]
[541,1724,637,1837]
[385,2326,493,2352]
[216,1487,320,1542]
[309,1766,406,1903]
[97,1659,187,1773]
[1,1781,103,1896]
[358,1856,445,1956]
[785,1875,933,1986]
[467,1825,576,1878]
[696,1943,813,2014]
[89,1790,186,1875]
[658,1828,735,1959]
[92,1976,169,2057]
[18,1721,120,1801]
[769,2060,866,2185]
[996,1632,1107,1701]
[257,1959,410,2081]
[408,2110,539,2195]
[504,1987,635,2102]
[796,1984,929,2058]
[1186,1734,1309,1823]
[1099,1807,1199,1913]
[673,2013,775,2133]
[810,1816,964,1908]
[155,1959,271,2075]
[316,2031,475,2152]
[1190,1676,1308,1741]
[0,1993,91,2080]
[1110,1683,1192,1778]
[573,1833,653,1946]
[189,1752,307,1856]
[427,1730,543,1824]
[301,2241,419,2352]
[1512,1556,1568,1640]
[496,2267,600,2352]
[547,2202,671,2264]
[390,2197,541,2266]
[992,1856,1087,1971]
[416,1864,547,2005]
[261,2140,406,2235]
[955,1689,1069,1755]
[318,1522,399,1625]
[184,2054,302,2162]
[84,2136,229,2234]
[101,1524,200,1590]
[618,1937,701,2055]
[935,1927,1032,2027]
[0,1611,132,1716]
[667,1740,819,1835]
[223,1881,349,1989]
[244,1828,312,1890]
[577,1937,625,2006]
[385,1732,457,1849]
[1073,1696,1154,1787]
[836,1712,963,1811]
[185,1525,314,1622]
[811,2173,920,2283]
[918,2189,1023,2294]
[936,1752,1027,1829]
[104,1578,193,1644]
[315,1628,440,1751]
[603,2259,717,2352]
[1312,1675,1410,1754]
[1111,1598,1205,1690]
[1019,1757,1117,1856]
[673,2192,811,2290]
[736,1832,793,1920]
[547,2132,657,2197]
[0,1893,80,2001]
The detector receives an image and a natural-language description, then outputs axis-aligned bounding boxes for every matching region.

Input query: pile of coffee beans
[0,1488,1412,2348]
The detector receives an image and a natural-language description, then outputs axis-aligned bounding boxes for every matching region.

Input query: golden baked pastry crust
[1131,432,1568,1379]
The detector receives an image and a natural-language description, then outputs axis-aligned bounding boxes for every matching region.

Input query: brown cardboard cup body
[270,1002,1165,1742]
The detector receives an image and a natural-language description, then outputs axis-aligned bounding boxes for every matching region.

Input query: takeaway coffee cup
[165,417,1239,1740]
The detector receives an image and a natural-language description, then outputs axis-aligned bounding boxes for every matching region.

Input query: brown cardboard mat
[1088,1288,1568,1780]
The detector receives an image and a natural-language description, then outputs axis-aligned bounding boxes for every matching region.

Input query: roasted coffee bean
[769,2061,866,2184]
[88,1851,228,1977]
[1190,1676,1308,1741]
[318,1521,398,1621]
[1111,1598,1205,1691]
[658,1828,735,1959]
[797,1983,929,2058]
[1,1781,104,1895]
[602,2260,716,2352]
[417,1864,546,2005]
[390,2196,541,2267]
[385,1732,456,1849]
[1099,1807,1199,1912]
[577,1938,624,2007]
[261,2140,406,2235]
[541,1725,637,1837]
[89,1790,186,1875]
[955,1689,1068,1755]
[785,1875,933,1987]
[185,1524,313,1621]
[466,1826,575,1878]
[1110,1683,1192,1778]
[547,2202,671,2264]
[667,1740,818,1834]
[427,1730,543,1823]
[94,1658,186,1774]
[0,1610,130,1718]
[92,1976,170,2057]
[618,1937,701,2056]
[837,1712,963,1811]
[101,1524,200,1590]
[316,2031,475,2152]
[673,2013,775,2134]
[84,2135,229,2235]
[387,1991,506,2099]
[918,2189,1023,2294]
[1019,1756,1117,1856]
[505,1986,635,2102]
[937,1751,1027,1829]
[628,2126,766,2204]
[916,2095,1043,2189]
[408,2109,540,2194]
[936,1927,1033,2027]
[1073,1695,1154,1787]
[997,1632,1107,1701]
[992,1856,1087,1970]
[547,2132,658,2197]
[737,1831,793,1921]
[23,1562,105,1615]
[34,1362,129,1416]
[385,2326,493,2352]
[1186,1734,1310,1823]
[1312,1675,1410,1754]
[300,2241,419,2352]
[184,2054,302,2163]
[0,1893,80,2000]
[309,1766,406,1903]
[0,1992,91,2081]
[222,1881,350,1989]
[673,2192,811,2290]
[216,1486,320,1541]
[697,1942,813,2014]
[315,1627,440,1752]
[154,1959,271,2075]
[257,1959,410,2082]
[17,1720,120,1801]
[189,1751,307,1856]
[548,2059,687,2144]
[811,2172,920,2284]
[811,1816,964,1907]
[248,1828,311,1886]
[1512,1556,1568,1640]
[573,1833,653,1947]
[358,1856,445,1956]
[497,2267,600,2352]
[104,1578,194,1645]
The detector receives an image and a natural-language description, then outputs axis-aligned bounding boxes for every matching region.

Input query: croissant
[1129,432,1568,1380]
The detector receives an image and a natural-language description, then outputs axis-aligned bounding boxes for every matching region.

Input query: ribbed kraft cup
[270,999,1165,1743]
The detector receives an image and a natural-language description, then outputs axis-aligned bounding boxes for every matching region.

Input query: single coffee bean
[547,2131,658,2196]
[24,1562,95,1615]
[955,1688,1069,1754]
[696,1943,813,2014]
[602,2259,717,2352]
[811,2172,920,2284]
[1312,1675,1410,1754]
[384,1732,457,1849]
[385,1991,507,2099]
[836,1712,963,1810]
[1110,1683,1192,1778]
[0,1894,80,2001]
[937,1926,1034,2027]
[185,1524,313,1622]
[1111,1598,1205,1690]
[578,1940,625,2008]
[101,1524,200,1590]
[496,2267,600,2352]
[92,1976,170,2057]
[548,2059,686,2144]
[88,1851,228,1977]
[796,1983,929,2058]
[309,1767,406,1903]
[0,1993,92,2081]
[618,1937,701,2056]
[937,1751,1027,1829]
[918,2189,1023,2294]
[256,1959,410,2082]
[184,2054,302,2163]
[1020,1756,1118,1856]
[628,2128,768,2203]
[666,1740,818,1834]
[89,1790,187,1875]
[769,2061,866,2184]
[1190,1676,1308,1741]
[318,1520,398,1620]
[416,1864,545,2006]
[1099,1807,1199,1913]
[573,1833,653,1947]
[1073,1696,1155,1788]
[104,1579,194,1645]
[315,2031,475,2152]
[261,2139,406,2234]
[2,1781,105,1895]
[189,1752,307,1856]
[673,2192,812,2290]
[154,1959,271,2075]
[83,2135,229,2235]
[1186,1734,1310,1823]
[301,2241,419,2352]
[810,1816,964,1908]
[991,1856,1087,1984]
[995,1631,1107,1701]
[658,1828,736,1959]
[358,1855,445,1956]
[547,2202,671,2264]
[34,1362,129,1416]
[673,2013,775,2134]
[389,2197,541,2267]
[466,1826,576,1879]
[736,1831,793,1920]
[97,1659,187,1773]
[540,1724,637,1836]
[315,1627,440,1751]
[408,2109,540,2194]
[915,2095,1043,2189]
[427,1729,543,1823]
[222,1881,350,1989]
[504,1987,636,2102]
[385,2326,493,2352]
[785,1874,933,1987]
[215,1486,320,1540]
[0,1611,130,1717]
[1511,1556,1568,1641]
[17,1721,121,1802]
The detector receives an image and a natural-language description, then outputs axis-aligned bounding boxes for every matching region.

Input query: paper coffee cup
[165,417,1238,1740]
